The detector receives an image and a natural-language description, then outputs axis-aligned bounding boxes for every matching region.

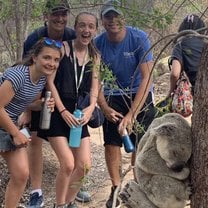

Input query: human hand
[12,130,31,148]
[118,111,134,134]
[45,97,55,112]
[81,105,94,126]
[103,106,123,123]
[60,110,81,128]
[18,111,31,128]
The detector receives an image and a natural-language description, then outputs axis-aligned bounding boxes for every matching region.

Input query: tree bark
[191,43,208,207]
[13,0,23,61]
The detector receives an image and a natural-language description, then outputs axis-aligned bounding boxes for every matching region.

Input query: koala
[120,113,192,208]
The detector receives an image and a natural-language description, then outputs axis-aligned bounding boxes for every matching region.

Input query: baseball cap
[101,0,123,17]
[45,0,70,14]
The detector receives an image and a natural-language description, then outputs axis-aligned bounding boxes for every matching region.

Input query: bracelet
[60,109,67,114]
[90,94,98,99]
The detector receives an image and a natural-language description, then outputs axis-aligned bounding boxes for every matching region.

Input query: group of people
[0,0,206,207]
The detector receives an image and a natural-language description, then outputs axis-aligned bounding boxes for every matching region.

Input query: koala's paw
[120,180,157,208]
[119,180,140,208]
[185,184,192,199]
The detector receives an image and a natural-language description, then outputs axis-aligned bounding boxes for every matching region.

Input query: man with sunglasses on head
[22,0,90,207]
[95,1,156,207]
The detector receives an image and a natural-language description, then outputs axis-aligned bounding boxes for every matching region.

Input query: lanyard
[72,40,88,96]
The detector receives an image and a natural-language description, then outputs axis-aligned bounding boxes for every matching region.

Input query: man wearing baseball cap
[100,0,123,16]
[95,1,156,207]
[44,0,70,14]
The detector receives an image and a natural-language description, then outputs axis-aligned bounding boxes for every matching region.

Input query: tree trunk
[13,0,23,61]
[191,43,208,207]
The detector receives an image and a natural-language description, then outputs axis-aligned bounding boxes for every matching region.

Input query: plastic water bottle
[20,127,31,139]
[121,129,135,153]
[69,109,83,148]
[39,91,52,130]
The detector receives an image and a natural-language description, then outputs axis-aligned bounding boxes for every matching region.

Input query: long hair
[74,12,99,62]
[178,14,206,34]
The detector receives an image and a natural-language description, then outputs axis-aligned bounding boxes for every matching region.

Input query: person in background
[0,38,59,208]
[168,14,206,96]
[22,0,90,207]
[95,1,156,207]
[37,12,100,207]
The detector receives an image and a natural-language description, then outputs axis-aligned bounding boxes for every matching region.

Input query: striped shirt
[0,65,46,124]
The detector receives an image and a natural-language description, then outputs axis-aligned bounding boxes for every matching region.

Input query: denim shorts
[0,128,16,152]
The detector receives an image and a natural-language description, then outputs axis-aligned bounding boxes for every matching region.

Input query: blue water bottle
[69,109,83,148]
[121,129,135,153]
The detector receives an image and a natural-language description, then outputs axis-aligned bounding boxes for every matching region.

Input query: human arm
[18,92,55,127]
[46,69,80,128]
[0,80,30,146]
[118,61,153,133]
[168,59,182,96]
[81,56,102,125]
[98,87,124,123]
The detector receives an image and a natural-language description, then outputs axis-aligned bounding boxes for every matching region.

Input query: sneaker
[75,188,91,203]
[106,186,120,208]
[67,202,78,208]
[27,192,44,208]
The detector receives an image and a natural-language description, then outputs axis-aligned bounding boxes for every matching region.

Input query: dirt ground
[40,128,134,208]
[0,127,134,208]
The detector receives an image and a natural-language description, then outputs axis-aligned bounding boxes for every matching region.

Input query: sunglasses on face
[43,38,63,49]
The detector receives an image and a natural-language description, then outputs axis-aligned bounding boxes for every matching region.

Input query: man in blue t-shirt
[22,0,90,207]
[95,1,156,207]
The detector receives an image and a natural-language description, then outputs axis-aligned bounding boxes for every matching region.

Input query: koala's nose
[170,162,186,172]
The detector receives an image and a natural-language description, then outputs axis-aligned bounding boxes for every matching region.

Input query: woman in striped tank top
[0,38,62,208]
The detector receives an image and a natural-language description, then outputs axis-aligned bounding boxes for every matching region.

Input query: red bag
[171,71,193,117]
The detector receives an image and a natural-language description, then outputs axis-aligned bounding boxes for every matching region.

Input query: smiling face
[33,46,61,76]
[102,11,125,34]
[74,13,98,46]
[46,10,68,33]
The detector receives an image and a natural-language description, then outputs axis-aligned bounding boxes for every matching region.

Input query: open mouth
[80,34,91,42]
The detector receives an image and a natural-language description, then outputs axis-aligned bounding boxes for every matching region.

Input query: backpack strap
[63,41,70,57]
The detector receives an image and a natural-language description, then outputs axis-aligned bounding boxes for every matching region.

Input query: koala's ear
[154,123,177,136]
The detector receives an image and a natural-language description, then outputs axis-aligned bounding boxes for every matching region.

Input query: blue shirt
[0,65,46,123]
[95,26,153,95]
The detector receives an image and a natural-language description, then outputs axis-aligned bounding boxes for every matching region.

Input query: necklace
[72,40,89,95]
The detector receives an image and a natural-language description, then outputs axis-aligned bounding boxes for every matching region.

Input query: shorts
[30,111,40,132]
[0,128,16,152]
[103,92,156,147]
[37,97,89,141]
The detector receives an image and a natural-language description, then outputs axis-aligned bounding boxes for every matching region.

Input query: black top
[55,40,92,100]
[170,37,205,86]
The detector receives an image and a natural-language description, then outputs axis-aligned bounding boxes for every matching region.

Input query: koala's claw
[119,181,132,203]
[185,185,192,199]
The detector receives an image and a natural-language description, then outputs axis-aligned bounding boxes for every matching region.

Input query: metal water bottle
[69,109,83,148]
[121,129,135,153]
[39,91,52,130]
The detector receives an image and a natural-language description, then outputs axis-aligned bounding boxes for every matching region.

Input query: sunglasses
[43,38,63,49]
